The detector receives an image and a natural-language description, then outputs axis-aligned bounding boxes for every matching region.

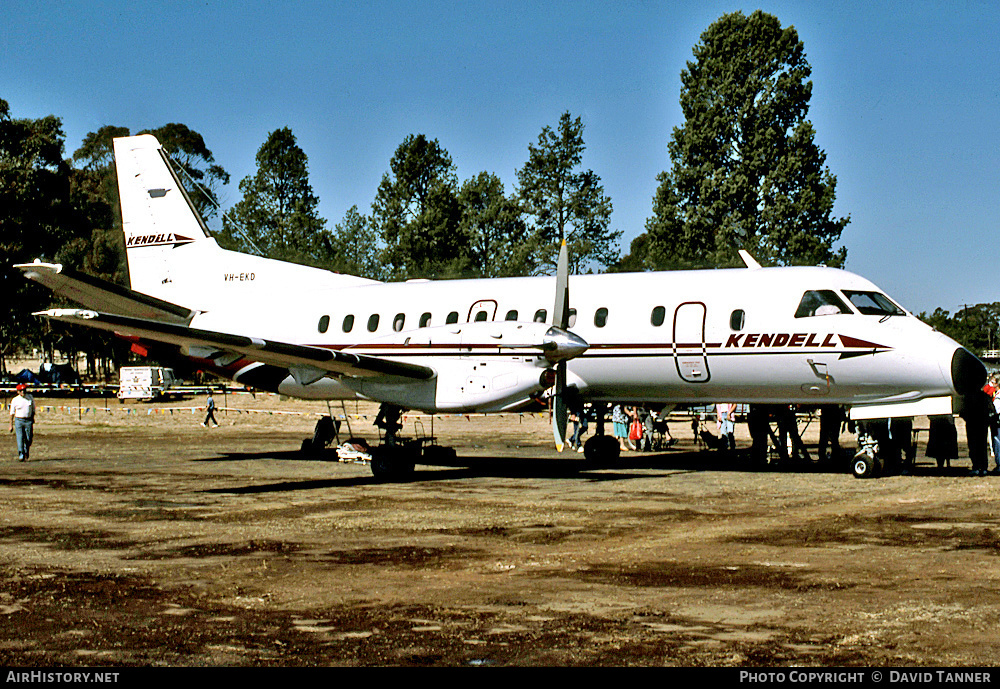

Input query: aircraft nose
[951,347,987,396]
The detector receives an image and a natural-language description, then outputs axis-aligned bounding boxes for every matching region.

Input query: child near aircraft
[202,391,219,428]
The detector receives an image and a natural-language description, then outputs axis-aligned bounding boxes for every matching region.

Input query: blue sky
[3,0,998,314]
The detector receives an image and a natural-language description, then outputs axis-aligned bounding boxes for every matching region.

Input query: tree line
[0,105,622,376]
[215,114,620,281]
[22,11,991,377]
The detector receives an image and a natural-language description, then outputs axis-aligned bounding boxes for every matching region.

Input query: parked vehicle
[117,366,177,400]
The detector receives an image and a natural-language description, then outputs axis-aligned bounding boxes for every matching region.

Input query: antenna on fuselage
[739,250,762,269]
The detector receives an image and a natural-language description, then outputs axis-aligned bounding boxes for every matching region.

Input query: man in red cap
[8,384,35,461]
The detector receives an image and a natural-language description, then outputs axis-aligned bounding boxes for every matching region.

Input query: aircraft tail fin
[112,134,378,310]
[113,134,221,296]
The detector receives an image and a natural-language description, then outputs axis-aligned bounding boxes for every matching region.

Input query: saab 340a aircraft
[16,135,988,480]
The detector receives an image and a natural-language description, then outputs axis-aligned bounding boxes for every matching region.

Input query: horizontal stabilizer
[16,262,195,324]
[35,308,435,382]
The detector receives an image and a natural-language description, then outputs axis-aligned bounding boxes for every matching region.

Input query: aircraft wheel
[370,444,416,482]
[852,453,882,479]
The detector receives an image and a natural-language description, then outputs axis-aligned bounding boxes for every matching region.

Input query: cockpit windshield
[842,290,906,317]
[794,290,852,318]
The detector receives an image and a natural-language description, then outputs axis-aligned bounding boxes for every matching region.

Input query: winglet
[739,250,762,269]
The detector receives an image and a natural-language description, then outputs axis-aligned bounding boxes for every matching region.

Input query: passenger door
[467,299,498,322]
[673,302,710,383]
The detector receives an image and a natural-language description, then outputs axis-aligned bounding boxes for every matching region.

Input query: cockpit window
[794,290,852,318]
[843,290,905,317]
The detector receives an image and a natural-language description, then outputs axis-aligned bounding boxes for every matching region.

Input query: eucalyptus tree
[515,112,619,274]
[458,172,529,278]
[221,127,326,265]
[0,99,79,369]
[371,134,467,279]
[635,10,848,270]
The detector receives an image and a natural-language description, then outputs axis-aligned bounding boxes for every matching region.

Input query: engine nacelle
[339,320,583,412]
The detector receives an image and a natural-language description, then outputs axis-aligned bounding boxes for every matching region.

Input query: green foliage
[372,134,468,279]
[74,123,228,224]
[322,206,386,280]
[138,123,230,221]
[0,99,77,369]
[515,112,619,274]
[458,172,530,278]
[221,127,327,265]
[70,122,228,288]
[919,304,1000,356]
[0,108,229,374]
[630,10,848,271]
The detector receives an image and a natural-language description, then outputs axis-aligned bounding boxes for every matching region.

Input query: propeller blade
[550,241,571,451]
[552,361,568,452]
[553,239,569,329]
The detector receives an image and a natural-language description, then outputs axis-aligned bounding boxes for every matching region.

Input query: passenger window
[419,312,432,328]
[474,310,488,322]
[730,309,745,331]
[367,314,380,332]
[505,310,518,321]
[393,313,405,332]
[594,307,608,328]
[534,309,547,323]
[651,306,665,327]
[342,315,355,333]
[568,308,577,327]
[318,315,330,333]
[446,311,459,324]
[794,290,852,318]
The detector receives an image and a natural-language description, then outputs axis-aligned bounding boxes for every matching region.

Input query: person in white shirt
[8,384,35,461]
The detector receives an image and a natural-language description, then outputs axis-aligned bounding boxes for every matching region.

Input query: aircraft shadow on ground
[198,446,979,496]
[202,444,986,495]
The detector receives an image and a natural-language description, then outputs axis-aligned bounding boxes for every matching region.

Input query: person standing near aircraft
[985,376,1000,474]
[202,390,219,428]
[612,404,629,451]
[569,407,588,452]
[818,405,845,463]
[716,402,736,452]
[8,384,35,461]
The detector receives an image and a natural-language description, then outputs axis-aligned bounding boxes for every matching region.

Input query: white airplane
[16,134,989,479]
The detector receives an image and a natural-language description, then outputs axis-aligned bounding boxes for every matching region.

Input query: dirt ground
[0,390,998,667]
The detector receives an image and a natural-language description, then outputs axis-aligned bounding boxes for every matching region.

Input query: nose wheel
[851,448,883,479]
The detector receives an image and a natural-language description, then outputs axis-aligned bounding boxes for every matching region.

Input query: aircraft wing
[35,308,435,381]
[16,262,195,324]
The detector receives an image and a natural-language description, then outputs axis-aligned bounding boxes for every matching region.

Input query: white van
[117,366,177,400]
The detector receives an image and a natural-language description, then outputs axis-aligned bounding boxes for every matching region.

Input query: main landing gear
[368,404,457,482]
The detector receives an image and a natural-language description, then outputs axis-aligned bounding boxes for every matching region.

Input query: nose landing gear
[851,418,916,478]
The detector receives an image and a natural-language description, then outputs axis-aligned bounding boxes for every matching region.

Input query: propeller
[552,240,571,451]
